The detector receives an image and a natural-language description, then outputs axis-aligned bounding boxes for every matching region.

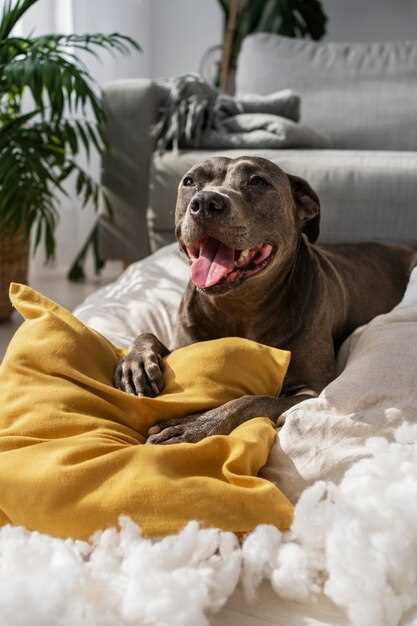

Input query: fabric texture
[197,113,328,150]
[236,34,417,151]
[28,245,417,626]
[263,265,417,502]
[74,242,417,508]
[148,148,417,253]
[0,283,292,540]
[74,243,187,349]
[153,74,326,153]
[3,432,417,626]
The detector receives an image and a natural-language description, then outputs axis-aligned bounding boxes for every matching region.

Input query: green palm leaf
[0,0,140,266]
[0,0,38,40]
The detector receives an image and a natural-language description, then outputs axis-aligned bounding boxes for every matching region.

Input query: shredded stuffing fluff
[1,424,417,626]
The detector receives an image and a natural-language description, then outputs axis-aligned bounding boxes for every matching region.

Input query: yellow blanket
[0,283,293,539]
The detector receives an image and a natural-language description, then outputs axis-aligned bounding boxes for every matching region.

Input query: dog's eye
[183,176,194,187]
[249,175,269,188]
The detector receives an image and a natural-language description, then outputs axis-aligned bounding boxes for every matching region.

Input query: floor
[0,263,122,361]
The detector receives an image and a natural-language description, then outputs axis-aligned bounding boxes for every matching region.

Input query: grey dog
[114,156,416,444]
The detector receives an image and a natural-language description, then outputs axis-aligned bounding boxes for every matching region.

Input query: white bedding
[67,244,417,626]
[75,243,187,349]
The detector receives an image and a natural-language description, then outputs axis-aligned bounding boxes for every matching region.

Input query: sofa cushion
[236,34,417,151]
[148,148,417,252]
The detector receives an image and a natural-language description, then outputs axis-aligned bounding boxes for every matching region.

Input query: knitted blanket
[154,74,329,152]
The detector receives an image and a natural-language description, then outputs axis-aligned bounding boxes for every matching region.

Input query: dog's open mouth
[183,236,274,289]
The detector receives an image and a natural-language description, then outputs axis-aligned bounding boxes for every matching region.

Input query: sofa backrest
[236,34,417,151]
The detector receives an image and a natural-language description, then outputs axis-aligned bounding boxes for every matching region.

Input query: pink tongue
[191,238,235,288]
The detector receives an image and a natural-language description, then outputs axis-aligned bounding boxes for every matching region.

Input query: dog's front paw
[145,409,233,444]
[114,349,164,397]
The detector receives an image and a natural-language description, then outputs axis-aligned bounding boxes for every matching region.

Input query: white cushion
[74,243,187,350]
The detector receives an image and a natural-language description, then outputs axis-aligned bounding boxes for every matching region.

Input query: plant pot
[0,228,29,322]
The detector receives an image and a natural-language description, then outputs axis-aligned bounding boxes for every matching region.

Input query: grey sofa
[98,34,417,264]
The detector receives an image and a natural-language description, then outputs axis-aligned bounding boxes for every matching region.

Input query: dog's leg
[114,333,170,397]
[146,392,317,444]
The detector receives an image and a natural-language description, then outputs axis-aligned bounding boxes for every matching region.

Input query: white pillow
[74,243,187,349]
[263,266,417,502]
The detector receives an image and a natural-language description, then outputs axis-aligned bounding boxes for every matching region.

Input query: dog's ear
[288,174,320,243]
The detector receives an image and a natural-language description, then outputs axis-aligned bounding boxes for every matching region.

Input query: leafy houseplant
[0,0,139,320]
[216,0,328,90]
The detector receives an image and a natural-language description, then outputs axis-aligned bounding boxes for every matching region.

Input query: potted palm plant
[0,0,139,320]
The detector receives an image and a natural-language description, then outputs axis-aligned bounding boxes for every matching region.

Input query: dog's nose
[189,191,226,217]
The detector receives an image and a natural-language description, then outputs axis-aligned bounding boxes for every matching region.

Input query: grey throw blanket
[154,74,329,152]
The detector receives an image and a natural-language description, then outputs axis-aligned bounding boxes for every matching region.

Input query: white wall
[50,0,154,271]
[74,0,153,80]
[150,0,222,78]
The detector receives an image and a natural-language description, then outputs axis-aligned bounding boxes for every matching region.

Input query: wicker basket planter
[0,229,29,322]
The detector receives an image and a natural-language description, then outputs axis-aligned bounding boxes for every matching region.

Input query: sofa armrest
[98,79,169,264]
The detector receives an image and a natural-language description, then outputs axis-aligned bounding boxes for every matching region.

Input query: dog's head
[175,156,320,294]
